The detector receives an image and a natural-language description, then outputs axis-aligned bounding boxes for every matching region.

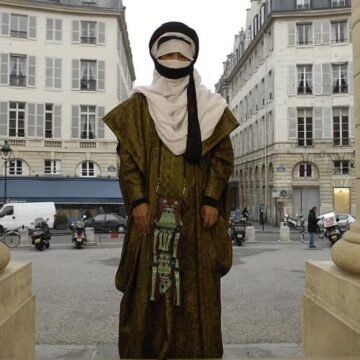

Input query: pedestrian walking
[104,21,238,359]
[308,206,318,248]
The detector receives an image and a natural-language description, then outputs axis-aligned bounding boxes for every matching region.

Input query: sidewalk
[36,343,303,360]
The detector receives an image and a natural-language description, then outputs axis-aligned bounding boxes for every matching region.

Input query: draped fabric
[104,93,238,359]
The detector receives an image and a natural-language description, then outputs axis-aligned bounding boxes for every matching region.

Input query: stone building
[217,0,354,225]
[0,0,135,219]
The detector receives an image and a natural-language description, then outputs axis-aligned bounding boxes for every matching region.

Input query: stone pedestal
[302,261,360,358]
[19,229,30,247]
[85,227,97,246]
[245,226,256,242]
[278,224,291,243]
[0,261,35,360]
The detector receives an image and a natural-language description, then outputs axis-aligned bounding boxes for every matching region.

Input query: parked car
[85,213,127,233]
[336,214,355,230]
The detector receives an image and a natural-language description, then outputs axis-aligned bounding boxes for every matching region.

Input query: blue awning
[0,176,123,205]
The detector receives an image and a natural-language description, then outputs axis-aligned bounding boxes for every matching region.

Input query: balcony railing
[81,36,96,44]
[80,141,97,148]
[10,75,26,87]
[45,140,62,148]
[81,79,96,91]
[7,139,26,147]
[10,30,27,38]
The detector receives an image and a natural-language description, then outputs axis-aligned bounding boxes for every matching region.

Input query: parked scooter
[284,214,305,232]
[229,215,247,246]
[31,217,51,251]
[319,212,341,245]
[70,215,87,249]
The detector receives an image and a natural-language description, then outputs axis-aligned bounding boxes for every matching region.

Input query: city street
[9,231,334,358]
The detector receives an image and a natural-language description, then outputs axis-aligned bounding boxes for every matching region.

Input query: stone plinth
[302,261,360,358]
[278,224,291,243]
[245,226,256,242]
[85,227,97,246]
[0,261,36,360]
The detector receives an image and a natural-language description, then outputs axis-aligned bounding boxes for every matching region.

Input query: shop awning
[0,176,123,205]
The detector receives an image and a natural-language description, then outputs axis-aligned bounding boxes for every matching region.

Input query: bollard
[246,226,256,242]
[278,224,291,243]
[19,229,30,247]
[85,227,97,246]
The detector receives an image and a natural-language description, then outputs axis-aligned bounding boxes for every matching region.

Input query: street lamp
[1,141,12,204]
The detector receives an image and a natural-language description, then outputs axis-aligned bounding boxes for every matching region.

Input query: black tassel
[185,72,202,163]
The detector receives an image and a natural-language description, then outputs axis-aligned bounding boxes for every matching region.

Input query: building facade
[0,0,135,215]
[217,0,354,225]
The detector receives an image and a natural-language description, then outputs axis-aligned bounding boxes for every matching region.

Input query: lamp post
[1,141,12,204]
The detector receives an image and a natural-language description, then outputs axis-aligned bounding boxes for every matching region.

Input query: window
[44,160,61,175]
[81,60,96,90]
[81,21,96,44]
[297,23,312,45]
[331,21,347,43]
[0,206,14,217]
[297,0,311,9]
[331,0,347,7]
[334,160,350,175]
[82,0,96,5]
[332,63,348,94]
[297,65,312,94]
[297,108,313,147]
[10,55,26,87]
[82,161,95,177]
[45,58,62,89]
[8,160,23,175]
[46,19,62,41]
[9,102,25,137]
[45,104,54,138]
[299,163,312,178]
[10,14,27,38]
[333,107,349,146]
[80,105,96,139]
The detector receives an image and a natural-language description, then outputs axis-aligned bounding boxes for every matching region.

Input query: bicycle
[300,228,327,244]
[0,229,21,248]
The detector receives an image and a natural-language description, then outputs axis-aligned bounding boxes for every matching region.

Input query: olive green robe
[104,93,238,359]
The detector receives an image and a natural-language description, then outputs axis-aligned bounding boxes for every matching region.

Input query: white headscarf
[132,68,227,156]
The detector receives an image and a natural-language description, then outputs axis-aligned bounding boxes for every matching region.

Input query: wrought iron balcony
[10,75,26,87]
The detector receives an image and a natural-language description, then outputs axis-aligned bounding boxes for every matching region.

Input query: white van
[0,202,56,231]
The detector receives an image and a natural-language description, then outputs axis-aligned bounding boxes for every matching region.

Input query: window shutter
[54,58,62,89]
[0,102,8,136]
[46,19,53,41]
[348,62,353,94]
[322,63,332,95]
[314,21,322,45]
[349,106,354,139]
[288,65,296,96]
[0,53,9,85]
[28,103,36,137]
[97,106,105,139]
[323,107,332,138]
[0,13,10,37]
[322,21,330,44]
[117,65,120,100]
[28,16,37,40]
[55,19,62,41]
[54,104,61,138]
[45,57,53,88]
[98,22,105,44]
[36,104,44,137]
[71,105,79,138]
[288,23,295,46]
[313,64,322,95]
[288,107,297,139]
[314,107,323,140]
[97,60,105,91]
[72,59,80,90]
[348,17,352,43]
[27,56,36,87]
[72,20,80,43]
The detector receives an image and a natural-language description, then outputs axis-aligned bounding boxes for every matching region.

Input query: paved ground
[8,230,336,359]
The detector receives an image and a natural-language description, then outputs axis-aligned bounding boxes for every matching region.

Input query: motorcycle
[229,216,247,246]
[284,214,305,232]
[70,215,87,249]
[319,212,341,245]
[31,217,51,251]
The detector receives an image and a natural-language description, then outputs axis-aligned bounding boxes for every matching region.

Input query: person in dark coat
[307,206,318,248]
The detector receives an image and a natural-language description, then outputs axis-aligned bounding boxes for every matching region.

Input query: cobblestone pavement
[10,239,333,358]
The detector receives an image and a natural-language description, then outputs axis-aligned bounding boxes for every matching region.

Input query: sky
[124,0,249,91]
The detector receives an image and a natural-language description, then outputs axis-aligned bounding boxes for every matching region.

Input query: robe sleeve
[103,95,148,214]
[203,135,234,206]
